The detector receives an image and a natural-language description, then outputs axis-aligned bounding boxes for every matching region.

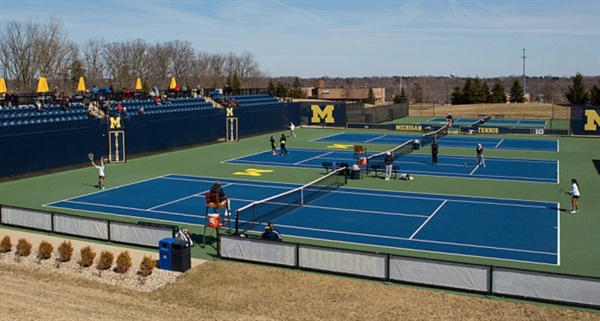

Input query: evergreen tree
[489,80,506,103]
[231,73,241,90]
[290,77,304,98]
[509,80,525,103]
[366,88,376,104]
[462,78,475,104]
[590,81,600,106]
[450,87,464,105]
[275,82,288,97]
[565,72,589,105]
[267,79,276,96]
[394,88,408,103]
[480,81,490,103]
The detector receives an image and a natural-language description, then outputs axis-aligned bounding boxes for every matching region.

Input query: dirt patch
[1,258,598,321]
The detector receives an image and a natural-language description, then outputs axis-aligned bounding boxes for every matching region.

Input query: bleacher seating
[0,96,219,126]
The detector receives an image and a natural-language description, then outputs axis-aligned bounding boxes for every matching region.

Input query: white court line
[308,132,346,142]
[296,151,333,165]
[494,138,504,148]
[410,200,447,239]
[469,164,479,175]
[282,224,556,257]
[365,134,387,143]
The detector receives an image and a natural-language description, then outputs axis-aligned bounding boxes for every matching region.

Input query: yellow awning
[135,77,142,90]
[169,77,177,90]
[0,78,6,94]
[77,76,86,92]
[37,77,49,93]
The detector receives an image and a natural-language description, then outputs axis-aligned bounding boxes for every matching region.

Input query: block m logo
[584,109,600,131]
[310,105,335,123]
[109,117,122,129]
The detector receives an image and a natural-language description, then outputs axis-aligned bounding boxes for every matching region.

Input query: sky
[1,0,599,78]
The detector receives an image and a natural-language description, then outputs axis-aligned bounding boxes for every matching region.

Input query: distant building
[301,79,386,104]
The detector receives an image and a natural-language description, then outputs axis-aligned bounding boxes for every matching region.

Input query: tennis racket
[88,153,94,161]
[559,188,568,194]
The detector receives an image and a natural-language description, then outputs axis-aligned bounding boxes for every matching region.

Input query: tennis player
[568,178,580,214]
[289,122,297,137]
[279,133,288,155]
[476,143,485,167]
[384,152,394,181]
[270,135,277,156]
[91,157,105,189]
[431,140,439,165]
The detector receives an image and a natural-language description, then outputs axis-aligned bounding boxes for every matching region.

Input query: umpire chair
[202,193,231,248]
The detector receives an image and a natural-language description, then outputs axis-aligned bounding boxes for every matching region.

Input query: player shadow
[548,206,570,213]
[82,183,98,188]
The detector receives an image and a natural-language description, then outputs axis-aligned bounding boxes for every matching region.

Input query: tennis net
[421,125,448,146]
[234,168,347,233]
[366,139,414,170]
[470,114,492,127]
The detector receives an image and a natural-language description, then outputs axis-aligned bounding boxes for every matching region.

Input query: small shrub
[37,240,54,260]
[57,241,74,262]
[115,251,132,274]
[97,250,114,270]
[0,235,12,253]
[138,255,156,277]
[15,238,32,257]
[79,246,96,267]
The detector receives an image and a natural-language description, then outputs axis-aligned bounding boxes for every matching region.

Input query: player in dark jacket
[261,222,282,241]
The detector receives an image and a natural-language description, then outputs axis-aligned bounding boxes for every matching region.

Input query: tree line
[1,17,598,106]
[0,18,265,95]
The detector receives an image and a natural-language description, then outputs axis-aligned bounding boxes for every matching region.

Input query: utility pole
[522,48,526,96]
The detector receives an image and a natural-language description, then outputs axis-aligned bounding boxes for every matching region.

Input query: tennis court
[312,132,558,152]
[425,117,547,128]
[224,148,558,183]
[45,174,560,265]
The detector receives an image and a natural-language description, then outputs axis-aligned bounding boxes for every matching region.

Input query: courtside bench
[369,164,400,179]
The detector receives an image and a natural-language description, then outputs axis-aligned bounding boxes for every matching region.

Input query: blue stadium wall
[0,101,347,179]
[571,105,600,136]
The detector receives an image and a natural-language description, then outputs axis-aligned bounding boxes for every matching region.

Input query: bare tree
[0,20,44,91]
[81,38,106,86]
[168,40,195,88]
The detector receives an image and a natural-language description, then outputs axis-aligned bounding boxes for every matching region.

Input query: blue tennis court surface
[312,132,558,152]
[45,175,559,265]
[425,117,547,127]
[225,148,558,183]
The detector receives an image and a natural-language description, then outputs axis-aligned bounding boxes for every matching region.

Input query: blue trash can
[159,237,178,270]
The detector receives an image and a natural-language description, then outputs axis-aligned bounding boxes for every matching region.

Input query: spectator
[116,102,124,115]
[153,95,161,105]
[92,85,99,101]
[13,88,20,107]
[34,99,45,112]
[261,222,283,241]
[87,110,97,119]
[138,107,145,116]
[82,90,91,109]
[61,97,71,111]
[161,95,171,104]
[3,92,11,107]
